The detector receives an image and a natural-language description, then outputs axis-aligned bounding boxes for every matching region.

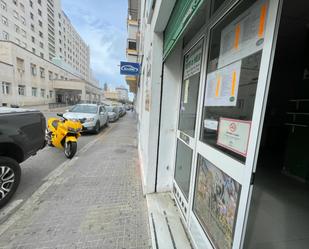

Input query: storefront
[148,0,309,248]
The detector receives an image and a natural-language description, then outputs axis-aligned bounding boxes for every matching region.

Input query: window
[31,36,35,43]
[174,140,193,199]
[15,38,20,45]
[2,31,9,40]
[15,24,20,33]
[30,12,34,20]
[2,82,11,95]
[38,0,41,5]
[2,16,8,26]
[128,40,137,50]
[38,20,42,27]
[40,52,44,59]
[19,3,24,12]
[49,90,53,98]
[30,63,37,76]
[179,39,203,137]
[40,88,45,98]
[200,0,267,163]
[21,29,26,37]
[21,42,26,48]
[39,31,43,38]
[39,67,45,78]
[13,11,19,20]
[29,0,33,8]
[54,73,58,79]
[38,9,42,16]
[13,0,17,6]
[32,87,37,97]
[32,47,35,53]
[1,0,7,11]
[31,23,35,31]
[18,85,26,96]
[48,71,53,80]
[20,16,25,25]
[39,41,43,48]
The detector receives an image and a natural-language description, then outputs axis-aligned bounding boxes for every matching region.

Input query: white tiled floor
[244,167,309,249]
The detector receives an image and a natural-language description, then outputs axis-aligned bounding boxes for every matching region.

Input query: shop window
[200,0,268,163]
[193,155,241,249]
[174,139,193,200]
[179,39,203,137]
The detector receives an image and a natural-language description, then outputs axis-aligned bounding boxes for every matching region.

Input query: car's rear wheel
[64,141,77,159]
[0,157,21,209]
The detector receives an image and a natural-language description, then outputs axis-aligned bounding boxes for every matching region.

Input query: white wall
[156,41,183,192]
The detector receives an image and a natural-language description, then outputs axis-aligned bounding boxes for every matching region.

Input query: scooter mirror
[57,113,63,117]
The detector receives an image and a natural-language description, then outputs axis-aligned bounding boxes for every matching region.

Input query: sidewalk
[0,113,151,249]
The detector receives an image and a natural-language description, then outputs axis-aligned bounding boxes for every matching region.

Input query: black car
[0,107,46,208]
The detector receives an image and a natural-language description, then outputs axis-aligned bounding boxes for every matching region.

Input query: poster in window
[184,42,203,80]
[218,0,269,68]
[217,118,252,156]
[193,156,241,249]
[204,60,241,107]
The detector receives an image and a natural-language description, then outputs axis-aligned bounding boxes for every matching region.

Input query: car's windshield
[69,105,97,114]
[106,106,114,112]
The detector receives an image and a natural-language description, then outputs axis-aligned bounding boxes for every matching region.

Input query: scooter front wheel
[64,141,77,159]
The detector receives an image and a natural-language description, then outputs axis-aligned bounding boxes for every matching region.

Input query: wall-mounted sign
[120,61,140,76]
[205,60,242,107]
[217,117,251,156]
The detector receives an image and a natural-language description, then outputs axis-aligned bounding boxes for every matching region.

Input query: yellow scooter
[46,113,83,159]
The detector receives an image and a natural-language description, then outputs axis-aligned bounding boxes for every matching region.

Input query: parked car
[0,107,46,208]
[105,106,119,122]
[63,104,108,134]
[118,106,126,117]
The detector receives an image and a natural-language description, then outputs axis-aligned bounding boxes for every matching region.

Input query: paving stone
[0,113,151,249]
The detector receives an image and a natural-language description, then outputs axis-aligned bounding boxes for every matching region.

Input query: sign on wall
[120,61,140,76]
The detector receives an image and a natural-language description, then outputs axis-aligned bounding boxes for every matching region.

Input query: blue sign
[120,61,140,76]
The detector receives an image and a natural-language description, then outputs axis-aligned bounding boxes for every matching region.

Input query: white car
[63,104,109,134]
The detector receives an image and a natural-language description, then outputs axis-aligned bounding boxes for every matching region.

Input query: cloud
[61,0,128,89]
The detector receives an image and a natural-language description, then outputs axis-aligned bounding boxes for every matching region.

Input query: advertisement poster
[217,118,251,156]
[184,41,203,80]
[193,156,241,249]
[218,0,269,68]
[205,60,242,107]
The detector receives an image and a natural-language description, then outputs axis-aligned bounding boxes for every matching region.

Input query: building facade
[0,0,100,106]
[115,86,129,101]
[125,0,140,94]
[132,0,309,248]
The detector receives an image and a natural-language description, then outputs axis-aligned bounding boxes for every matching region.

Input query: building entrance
[244,0,309,248]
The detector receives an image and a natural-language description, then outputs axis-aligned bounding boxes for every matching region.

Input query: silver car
[105,106,119,122]
[63,104,108,134]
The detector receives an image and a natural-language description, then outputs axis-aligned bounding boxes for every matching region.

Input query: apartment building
[0,0,100,106]
[125,0,140,94]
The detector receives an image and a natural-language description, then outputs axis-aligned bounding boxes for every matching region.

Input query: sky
[61,0,129,92]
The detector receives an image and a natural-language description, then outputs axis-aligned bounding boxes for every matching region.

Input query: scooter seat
[52,120,60,129]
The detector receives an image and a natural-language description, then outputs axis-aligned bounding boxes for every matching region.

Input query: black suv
[0,107,46,208]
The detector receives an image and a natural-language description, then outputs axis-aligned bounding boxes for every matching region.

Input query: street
[0,112,151,249]
[3,111,101,212]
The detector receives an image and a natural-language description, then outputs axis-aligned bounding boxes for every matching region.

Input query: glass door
[188,0,282,248]
[173,38,204,218]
